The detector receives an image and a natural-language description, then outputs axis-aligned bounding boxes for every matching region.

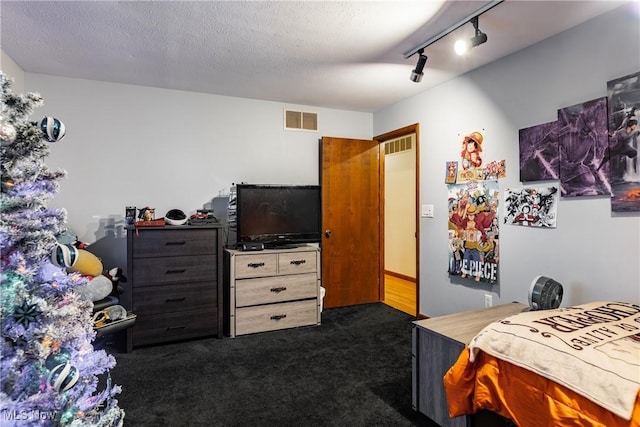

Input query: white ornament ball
[51,243,78,268]
[40,116,66,142]
[47,361,79,392]
[0,122,16,144]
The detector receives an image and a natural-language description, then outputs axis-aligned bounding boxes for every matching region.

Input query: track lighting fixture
[454,16,488,56]
[410,50,428,83]
[403,0,502,74]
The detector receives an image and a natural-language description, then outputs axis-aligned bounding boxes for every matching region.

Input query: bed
[443,301,640,427]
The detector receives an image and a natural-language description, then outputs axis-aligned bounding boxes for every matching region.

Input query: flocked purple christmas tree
[0,72,124,425]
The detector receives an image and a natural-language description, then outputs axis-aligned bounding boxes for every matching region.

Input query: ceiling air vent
[285,109,318,132]
[385,134,414,155]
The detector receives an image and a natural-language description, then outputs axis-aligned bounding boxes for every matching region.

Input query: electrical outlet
[484,294,493,307]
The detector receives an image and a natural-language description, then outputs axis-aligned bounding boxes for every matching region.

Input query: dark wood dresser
[124,225,223,351]
[412,303,528,427]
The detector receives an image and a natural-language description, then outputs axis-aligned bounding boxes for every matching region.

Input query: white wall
[374,4,640,316]
[1,50,24,92]
[18,74,372,269]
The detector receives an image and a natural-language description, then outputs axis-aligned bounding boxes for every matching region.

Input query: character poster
[519,121,560,182]
[445,161,458,184]
[457,131,485,183]
[447,180,499,284]
[557,97,611,197]
[503,186,559,228]
[605,72,640,212]
[454,130,506,183]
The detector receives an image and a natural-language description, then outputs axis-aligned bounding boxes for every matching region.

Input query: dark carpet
[109,303,439,426]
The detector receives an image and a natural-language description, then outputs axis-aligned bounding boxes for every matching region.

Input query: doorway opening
[375,124,420,317]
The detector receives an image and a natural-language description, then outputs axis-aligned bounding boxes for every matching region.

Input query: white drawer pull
[270,287,287,293]
[270,314,287,321]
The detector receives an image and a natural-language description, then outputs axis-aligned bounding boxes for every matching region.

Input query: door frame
[374,123,420,317]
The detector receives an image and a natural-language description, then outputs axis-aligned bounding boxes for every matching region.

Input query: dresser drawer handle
[290,259,306,265]
[166,326,186,331]
[270,314,287,321]
[166,297,186,303]
[270,287,287,293]
[247,262,265,268]
[165,241,187,246]
[166,269,186,274]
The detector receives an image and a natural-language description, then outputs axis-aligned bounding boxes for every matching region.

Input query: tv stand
[224,245,321,337]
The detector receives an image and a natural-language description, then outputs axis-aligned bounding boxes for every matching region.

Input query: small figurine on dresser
[137,206,155,222]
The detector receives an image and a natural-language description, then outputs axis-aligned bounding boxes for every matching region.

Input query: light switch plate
[421,204,434,218]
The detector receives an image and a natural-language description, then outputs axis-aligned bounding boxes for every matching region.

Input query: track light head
[454,16,488,56]
[410,50,428,83]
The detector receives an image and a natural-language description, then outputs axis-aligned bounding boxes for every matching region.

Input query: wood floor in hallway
[383,273,416,317]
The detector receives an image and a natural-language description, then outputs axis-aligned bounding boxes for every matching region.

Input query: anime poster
[605,72,640,212]
[557,97,611,197]
[519,121,560,182]
[483,160,507,180]
[457,131,485,183]
[454,130,506,183]
[445,161,458,184]
[447,180,499,284]
[503,186,559,228]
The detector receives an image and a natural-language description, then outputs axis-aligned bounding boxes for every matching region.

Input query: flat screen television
[236,184,321,248]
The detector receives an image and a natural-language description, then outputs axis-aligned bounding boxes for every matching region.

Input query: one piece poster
[519,121,560,182]
[503,186,559,228]
[445,161,458,184]
[447,180,499,284]
[482,159,507,181]
[457,131,485,183]
[557,97,611,197]
[604,72,640,212]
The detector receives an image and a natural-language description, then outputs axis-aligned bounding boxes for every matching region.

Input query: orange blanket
[444,348,640,427]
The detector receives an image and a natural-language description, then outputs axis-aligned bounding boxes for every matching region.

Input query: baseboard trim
[384,270,416,283]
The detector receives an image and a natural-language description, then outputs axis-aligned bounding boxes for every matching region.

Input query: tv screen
[236,184,321,247]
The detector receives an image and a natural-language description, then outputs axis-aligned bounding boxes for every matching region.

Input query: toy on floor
[51,230,135,338]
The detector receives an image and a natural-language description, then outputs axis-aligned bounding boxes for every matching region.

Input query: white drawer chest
[224,245,321,337]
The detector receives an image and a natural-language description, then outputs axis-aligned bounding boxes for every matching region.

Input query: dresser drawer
[132,254,217,286]
[133,282,217,315]
[234,253,278,278]
[277,250,318,275]
[132,308,217,346]
[235,299,318,336]
[235,273,318,307]
[131,228,218,258]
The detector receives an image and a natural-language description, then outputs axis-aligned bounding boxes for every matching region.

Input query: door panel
[320,136,381,308]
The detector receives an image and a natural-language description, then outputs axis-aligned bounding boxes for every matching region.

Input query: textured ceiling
[0,1,632,112]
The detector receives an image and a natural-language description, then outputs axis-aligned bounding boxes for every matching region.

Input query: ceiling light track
[403,0,503,60]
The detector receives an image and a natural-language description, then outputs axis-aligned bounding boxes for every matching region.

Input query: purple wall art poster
[605,72,640,212]
[557,97,611,197]
[519,121,559,182]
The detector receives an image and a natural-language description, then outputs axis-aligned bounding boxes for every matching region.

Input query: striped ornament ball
[39,116,66,142]
[51,243,78,268]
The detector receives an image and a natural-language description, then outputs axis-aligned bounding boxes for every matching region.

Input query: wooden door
[320,136,381,308]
